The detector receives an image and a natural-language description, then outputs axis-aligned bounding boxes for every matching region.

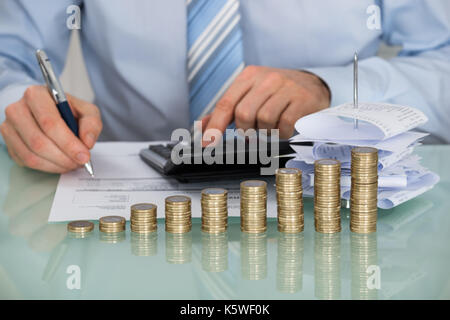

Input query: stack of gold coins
[99,216,126,233]
[350,147,378,233]
[67,221,94,238]
[201,188,228,234]
[165,195,192,233]
[130,203,157,234]
[276,168,304,233]
[314,159,342,233]
[240,180,267,233]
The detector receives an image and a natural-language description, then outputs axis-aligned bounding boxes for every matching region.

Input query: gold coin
[67,220,94,233]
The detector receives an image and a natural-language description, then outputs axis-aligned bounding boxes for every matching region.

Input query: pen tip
[84,161,94,178]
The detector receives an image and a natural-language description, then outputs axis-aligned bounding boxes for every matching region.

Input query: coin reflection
[99,231,126,244]
[314,232,341,300]
[201,231,228,272]
[277,232,304,293]
[350,233,378,300]
[241,232,267,280]
[165,232,192,264]
[68,230,93,239]
[131,231,157,256]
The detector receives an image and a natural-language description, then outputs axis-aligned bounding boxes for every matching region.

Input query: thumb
[67,94,103,149]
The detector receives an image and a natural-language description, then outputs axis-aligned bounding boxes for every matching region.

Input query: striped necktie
[187,0,245,124]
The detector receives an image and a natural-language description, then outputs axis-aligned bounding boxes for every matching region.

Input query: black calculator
[139,138,309,182]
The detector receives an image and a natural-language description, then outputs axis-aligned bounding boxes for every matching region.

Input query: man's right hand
[0,85,102,173]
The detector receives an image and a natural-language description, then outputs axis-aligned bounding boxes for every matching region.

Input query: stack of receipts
[286,102,440,209]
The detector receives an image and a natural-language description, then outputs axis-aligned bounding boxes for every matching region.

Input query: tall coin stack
[240,180,267,233]
[201,188,228,234]
[314,159,341,233]
[99,216,126,233]
[165,195,192,234]
[350,147,378,233]
[130,203,157,234]
[276,168,304,233]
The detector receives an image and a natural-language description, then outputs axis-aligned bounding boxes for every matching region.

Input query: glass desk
[0,145,449,299]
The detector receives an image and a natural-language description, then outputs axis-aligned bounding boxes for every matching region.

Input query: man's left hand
[203,66,331,139]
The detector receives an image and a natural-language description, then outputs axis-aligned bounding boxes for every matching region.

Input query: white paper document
[294,102,428,141]
[49,142,277,222]
[289,102,439,209]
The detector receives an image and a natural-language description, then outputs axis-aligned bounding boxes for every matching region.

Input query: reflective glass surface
[0,145,449,299]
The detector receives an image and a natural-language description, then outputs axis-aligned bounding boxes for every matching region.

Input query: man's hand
[0,85,102,173]
[203,66,330,139]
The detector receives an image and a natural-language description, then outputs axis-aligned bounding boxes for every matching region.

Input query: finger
[23,86,91,165]
[204,67,255,135]
[7,148,23,166]
[256,87,291,130]
[6,102,79,170]
[278,102,306,139]
[67,94,102,149]
[235,72,284,130]
[201,114,212,132]
[1,122,23,166]
[1,121,68,173]
[7,146,23,166]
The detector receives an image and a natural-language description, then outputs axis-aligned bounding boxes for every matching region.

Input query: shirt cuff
[0,83,33,144]
[303,65,356,108]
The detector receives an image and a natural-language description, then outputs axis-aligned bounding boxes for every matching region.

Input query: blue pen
[36,49,94,177]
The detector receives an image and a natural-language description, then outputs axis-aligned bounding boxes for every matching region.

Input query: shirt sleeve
[306,0,450,143]
[0,0,78,144]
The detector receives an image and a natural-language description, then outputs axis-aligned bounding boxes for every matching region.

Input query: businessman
[0,0,449,173]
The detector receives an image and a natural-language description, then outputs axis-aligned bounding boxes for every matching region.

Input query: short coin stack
[67,221,94,238]
[201,188,228,234]
[350,147,378,233]
[276,168,304,233]
[165,195,192,234]
[314,159,341,233]
[130,203,157,234]
[99,216,126,233]
[240,180,267,233]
